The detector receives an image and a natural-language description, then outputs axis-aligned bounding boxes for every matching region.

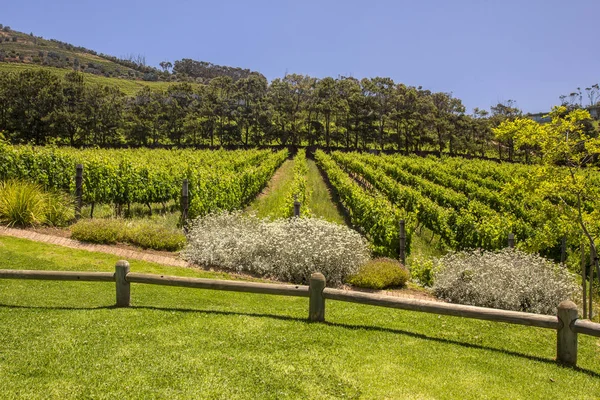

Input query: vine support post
[181,179,189,225]
[308,273,326,322]
[589,246,595,320]
[399,220,406,265]
[556,300,578,366]
[582,244,587,319]
[507,233,515,248]
[293,195,301,217]
[75,164,83,220]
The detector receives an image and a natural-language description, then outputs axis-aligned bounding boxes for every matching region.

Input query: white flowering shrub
[182,211,370,286]
[433,249,578,315]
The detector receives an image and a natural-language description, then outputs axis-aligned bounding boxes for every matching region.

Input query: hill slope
[0,24,263,84]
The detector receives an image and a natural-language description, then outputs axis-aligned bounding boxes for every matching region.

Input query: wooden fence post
[508,233,515,248]
[115,260,130,307]
[181,179,189,223]
[293,195,301,217]
[309,272,326,322]
[75,164,83,219]
[399,220,406,265]
[556,300,578,366]
[582,244,587,319]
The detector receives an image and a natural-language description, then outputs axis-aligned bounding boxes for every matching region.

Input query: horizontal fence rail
[323,289,560,329]
[126,273,309,297]
[0,263,599,367]
[572,320,600,338]
[0,269,115,282]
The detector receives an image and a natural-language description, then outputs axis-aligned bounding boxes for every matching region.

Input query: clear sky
[2,0,599,113]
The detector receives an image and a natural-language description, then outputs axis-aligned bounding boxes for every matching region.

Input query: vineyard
[0,139,595,261]
[316,150,592,259]
[0,142,287,219]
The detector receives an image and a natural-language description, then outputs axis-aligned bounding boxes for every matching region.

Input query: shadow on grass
[1,302,598,378]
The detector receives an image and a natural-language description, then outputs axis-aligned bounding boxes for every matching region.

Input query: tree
[493,106,600,277]
[233,74,268,146]
[125,87,165,146]
[47,71,86,145]
[362,77,394,150]
[315,77,341,149]
[159,61,173,73]
[585,84,599,106]
[490,100,521,160]
[4,69,63,144]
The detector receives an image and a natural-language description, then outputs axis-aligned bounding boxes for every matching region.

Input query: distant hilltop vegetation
[0,24,263,83]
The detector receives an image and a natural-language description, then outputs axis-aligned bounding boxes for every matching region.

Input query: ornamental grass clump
[0,180,74,227]
[182,211,370,286]
[433,248,578,315]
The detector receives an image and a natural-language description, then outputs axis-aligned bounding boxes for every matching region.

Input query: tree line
[0,68,576,159]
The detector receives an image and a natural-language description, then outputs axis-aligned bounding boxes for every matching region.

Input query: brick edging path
[0,226,188,268]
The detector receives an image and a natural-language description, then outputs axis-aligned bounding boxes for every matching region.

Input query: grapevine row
[0,143,287,219]
[315,150,409,257]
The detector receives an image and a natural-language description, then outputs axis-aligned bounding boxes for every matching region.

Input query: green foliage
[346,258,409,289]
[329,149,600,258]
[281,149,310,217]
[494,107,600,256]
[0,145,287,220]
[70,218,185,251]
[42,190,74,227]
[1,59,498,155]
[0,180,48,227]
[409,257,436,287]
[315,150,411,257]
[70,218,125,244]
[0,180,73,227]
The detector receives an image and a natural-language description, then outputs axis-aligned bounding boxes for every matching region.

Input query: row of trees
[0,68,549,156]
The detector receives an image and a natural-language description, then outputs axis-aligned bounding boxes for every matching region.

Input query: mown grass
[0,235,599,399]
[306,159,346,224]
[245,159,295,218]
[407,225,446,267]
[0,63,173,95]
[246,157,346,224]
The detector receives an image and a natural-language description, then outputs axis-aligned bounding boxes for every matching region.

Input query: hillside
[0,24,263,84]
[0,63,172,95]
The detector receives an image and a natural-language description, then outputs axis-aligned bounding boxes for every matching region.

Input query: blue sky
[2,0,599,113]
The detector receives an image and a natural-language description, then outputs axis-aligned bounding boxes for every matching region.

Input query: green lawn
[0,235,599,399]
[245,159,295,218]
[246,157,346,225]
[306,159,346,224]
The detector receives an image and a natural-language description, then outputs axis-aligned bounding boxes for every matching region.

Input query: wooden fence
[1,261,599,367]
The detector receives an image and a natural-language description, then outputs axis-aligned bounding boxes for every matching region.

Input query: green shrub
[410,257,436,287]
[346,258,410,290]
[70,218,185,251]
[128,220,186,251]
[70,219,125,244]
[0,180,48,226]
